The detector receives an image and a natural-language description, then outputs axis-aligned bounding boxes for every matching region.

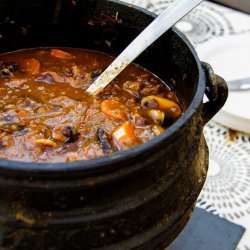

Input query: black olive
[91,69,103,82]
[97,128,114,153]
[1,69,12,77]
[62,126,79,143]
[8,62,18,72]
[0,61,18,77]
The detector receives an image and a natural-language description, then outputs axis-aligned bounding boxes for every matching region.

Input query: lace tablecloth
[123,1,250,249]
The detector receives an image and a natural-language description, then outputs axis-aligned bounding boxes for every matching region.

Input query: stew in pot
[0,48,182,162]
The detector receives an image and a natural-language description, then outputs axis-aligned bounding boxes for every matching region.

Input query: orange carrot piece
[100,99,127,121]
[50,49,74,59]
[112,122,140,147]
[21,58,40,75]
[113,122,135,140]
[17,109,29,119]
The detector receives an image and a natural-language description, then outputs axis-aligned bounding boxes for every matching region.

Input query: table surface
[122,1,250,249]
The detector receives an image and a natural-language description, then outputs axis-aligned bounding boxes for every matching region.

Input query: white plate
[197,34,250,134]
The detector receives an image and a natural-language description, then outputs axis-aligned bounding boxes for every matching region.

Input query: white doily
[199,121,250,250]
[123,0,250,47]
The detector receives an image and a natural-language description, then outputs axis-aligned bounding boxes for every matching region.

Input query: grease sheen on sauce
[0,48,182,162]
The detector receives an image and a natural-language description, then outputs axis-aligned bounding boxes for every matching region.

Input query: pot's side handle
[201,62,228,125]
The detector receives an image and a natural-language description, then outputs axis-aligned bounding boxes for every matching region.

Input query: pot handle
[201,62,228,125]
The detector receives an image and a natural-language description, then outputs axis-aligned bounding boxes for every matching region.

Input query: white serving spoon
[87,0,203,95]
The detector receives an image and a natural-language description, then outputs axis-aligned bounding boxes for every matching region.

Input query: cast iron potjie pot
[0,0,228,249]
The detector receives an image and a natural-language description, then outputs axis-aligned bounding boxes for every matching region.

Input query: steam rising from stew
[0,48,182,162]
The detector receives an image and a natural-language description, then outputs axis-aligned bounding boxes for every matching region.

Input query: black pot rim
[0,2,205,177]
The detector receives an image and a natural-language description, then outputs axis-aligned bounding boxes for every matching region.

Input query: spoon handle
[87,0,203,95]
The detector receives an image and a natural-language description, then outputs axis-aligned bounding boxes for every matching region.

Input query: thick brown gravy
[0,48,182,162]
